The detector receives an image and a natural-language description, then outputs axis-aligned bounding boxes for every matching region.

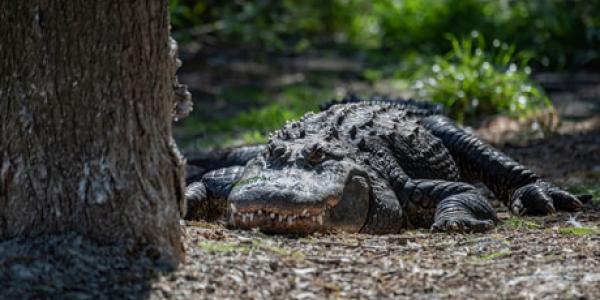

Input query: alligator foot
[510,180,584,215]
[431,192,497,233]
[431,215,495,233]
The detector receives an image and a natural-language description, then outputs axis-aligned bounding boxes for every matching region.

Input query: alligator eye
[267,142,287,161]
[306,143,326,165]
[272,146,286,158]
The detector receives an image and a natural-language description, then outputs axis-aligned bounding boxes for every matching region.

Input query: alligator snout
[228,163,371,234]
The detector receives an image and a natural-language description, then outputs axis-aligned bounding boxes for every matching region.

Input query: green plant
[479,249,511,260]
[251,240,305,259]
[171,0,599,69]
[169,0,376,52]
[413,33,554,123]
[504,217,541,230]
[375,0,599,69]
[198,240,250,254]
[558,226,598,236]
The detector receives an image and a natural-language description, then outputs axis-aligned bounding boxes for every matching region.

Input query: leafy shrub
[170,0,599,69]
[169,0,369,52]
[375,0,491,54]
[374,0,599,69]
[486,1,600,68]
[413,33,553,123]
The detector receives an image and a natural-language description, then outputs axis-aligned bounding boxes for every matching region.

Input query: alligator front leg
[185,166,245,221]
[422,116,584,216]
[399,180,497,233]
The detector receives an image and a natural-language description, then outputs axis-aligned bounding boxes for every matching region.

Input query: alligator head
[228,137,371,234]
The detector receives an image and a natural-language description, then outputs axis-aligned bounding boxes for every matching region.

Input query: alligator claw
[510,181,583,215]
[431,217,494,233]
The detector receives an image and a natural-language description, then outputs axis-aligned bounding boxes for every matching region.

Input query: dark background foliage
[170,0,600,147]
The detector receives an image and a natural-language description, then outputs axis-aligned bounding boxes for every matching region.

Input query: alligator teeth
[232,209,329,225]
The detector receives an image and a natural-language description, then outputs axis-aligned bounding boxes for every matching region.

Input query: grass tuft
[198,240,250,254]
[558,226,598,236]
[504,216,541,230]
[197,238,305,259]
[252,240,305,259]
[480,249,512,260]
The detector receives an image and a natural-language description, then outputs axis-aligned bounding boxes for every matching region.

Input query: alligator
[184,96,588,234]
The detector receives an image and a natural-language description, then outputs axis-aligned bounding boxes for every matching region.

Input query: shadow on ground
[0,233,172,299]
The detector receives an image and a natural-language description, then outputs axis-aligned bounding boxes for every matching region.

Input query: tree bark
[0,1,185,264]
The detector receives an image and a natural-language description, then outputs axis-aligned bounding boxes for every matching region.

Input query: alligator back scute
[319,94,445,117]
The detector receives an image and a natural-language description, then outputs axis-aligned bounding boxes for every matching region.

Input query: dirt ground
[169,212,600,299]
[153,123,600,300]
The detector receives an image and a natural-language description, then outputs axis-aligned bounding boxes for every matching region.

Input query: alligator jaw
[229,203,332,234]
[228,173,370,234]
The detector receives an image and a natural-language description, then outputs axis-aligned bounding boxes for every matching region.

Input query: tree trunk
[0,1,185,264]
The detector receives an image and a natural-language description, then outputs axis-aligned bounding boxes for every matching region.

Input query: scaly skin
[185,97,585,234]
